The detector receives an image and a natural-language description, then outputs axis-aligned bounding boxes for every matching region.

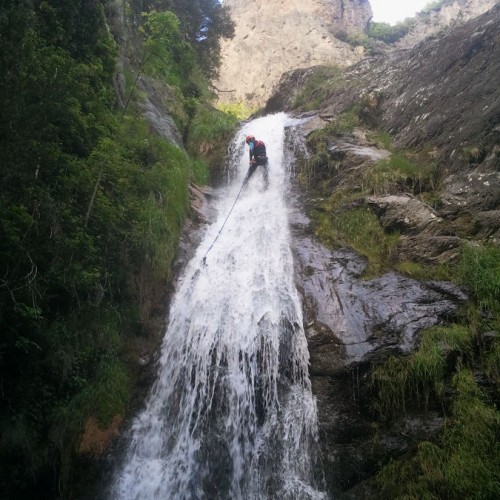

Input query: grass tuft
[292,66,348,110]
[363,154,437,195]
[314,207,399,277]
[371,325,473,418]
[377,369,500,499]
[456,243,500,314]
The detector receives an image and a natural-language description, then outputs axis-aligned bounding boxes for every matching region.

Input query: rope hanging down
[201,178,247,265]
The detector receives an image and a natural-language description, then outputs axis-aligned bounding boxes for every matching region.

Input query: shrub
[368,19,416,44]
[363,154,436,195]
[292,66,347,110]
[314,207,399,277]
[216,101,256,120]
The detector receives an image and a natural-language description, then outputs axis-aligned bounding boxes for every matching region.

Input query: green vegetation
[457,243,500,318]
[334,28,372,50]
[461,145,484,164]
[371,325,473,418]
[314,208,399,277]
[186,104,240,184]
[367,130,393,150]
[127,0,234,80]
[297,106,443,279]
[395,261,452,281]
[0,0,235,497]
[292,66,348,111]
[368,19,416,44]
[293,16,498,498]
[377,369,500,499]
[372,242,500,497]
[216,101,257,121]
[363,154,437,195]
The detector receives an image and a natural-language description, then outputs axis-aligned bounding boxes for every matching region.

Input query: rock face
[267,4,500,176]
[286,176,467,495]
[216,0,372,106]
[268,7,499,495]
[396,0,498,48]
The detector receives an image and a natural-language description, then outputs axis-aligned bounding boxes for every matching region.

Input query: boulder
[365,195,442,235]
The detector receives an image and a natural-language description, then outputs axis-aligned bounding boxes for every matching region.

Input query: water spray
[201,177,247,265]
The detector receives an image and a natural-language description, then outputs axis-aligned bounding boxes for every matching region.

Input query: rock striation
[267,4,500,176]
[266,6,500,495]
[216,0,372,107]
[396,0,498,48]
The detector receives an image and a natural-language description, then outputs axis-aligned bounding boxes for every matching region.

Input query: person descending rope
[201,135,269,265]
[244,135,269,189]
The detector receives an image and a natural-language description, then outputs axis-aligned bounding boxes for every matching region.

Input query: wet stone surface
[288,191,467,497]
[291,212,467,369]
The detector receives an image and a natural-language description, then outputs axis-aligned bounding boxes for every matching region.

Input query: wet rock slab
[289,202,467,496]
[292,227,467,369]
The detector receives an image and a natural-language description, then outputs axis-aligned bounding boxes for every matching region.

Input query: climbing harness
[201,178,247,265]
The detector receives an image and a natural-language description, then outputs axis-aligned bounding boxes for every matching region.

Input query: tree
[129,0,235,78]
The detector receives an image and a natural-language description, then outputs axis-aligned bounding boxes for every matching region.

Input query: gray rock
[395,0,498,49]
[474,210,500,240]
[365,195,442,234]
[268,4,500,175]
[291,215,467,366]
[397,235,464,264]
[441,171,500,216]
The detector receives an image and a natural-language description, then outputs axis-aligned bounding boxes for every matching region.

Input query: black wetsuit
[245,140,269,187]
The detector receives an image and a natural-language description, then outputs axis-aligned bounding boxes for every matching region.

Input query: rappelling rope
[201,177,247,265]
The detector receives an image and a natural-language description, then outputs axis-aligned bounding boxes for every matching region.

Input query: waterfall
[110,113,326,500]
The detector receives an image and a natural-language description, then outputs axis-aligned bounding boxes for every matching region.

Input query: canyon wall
[216,0,372,106]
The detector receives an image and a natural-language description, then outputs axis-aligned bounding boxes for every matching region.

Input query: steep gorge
[260,3,499,497]
[395,0,498,48]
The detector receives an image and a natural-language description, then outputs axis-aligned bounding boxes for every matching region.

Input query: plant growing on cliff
[186,105,239,182]
[292,66,348,111]
[371,324,473,418]
[314,207,399,277]
[457,243,500,316]
[377,369,500,499]
[363,154,437,195]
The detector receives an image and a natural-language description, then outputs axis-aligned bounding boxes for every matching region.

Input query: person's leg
[263,163,269,189]
[244,163,258,184]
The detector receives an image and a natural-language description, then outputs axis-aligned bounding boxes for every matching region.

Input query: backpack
[253,140,266,157]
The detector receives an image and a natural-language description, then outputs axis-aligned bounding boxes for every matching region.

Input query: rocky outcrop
[267,4,500,176]
[396,0,498,49]
[287,180,467,495]
[216,0,372,107]
[271,8,499,495]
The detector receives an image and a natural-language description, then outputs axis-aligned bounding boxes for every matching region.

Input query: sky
[370,0,434,25]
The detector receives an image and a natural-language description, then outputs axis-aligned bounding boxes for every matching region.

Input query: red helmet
[245,135,255,144]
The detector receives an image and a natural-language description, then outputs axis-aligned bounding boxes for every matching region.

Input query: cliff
[264,4,499,496]
[266,3,500,177]
[216,0,372,107]
[396,0,498,48]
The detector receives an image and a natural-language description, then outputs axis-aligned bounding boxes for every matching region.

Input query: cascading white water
[111,113,326,500]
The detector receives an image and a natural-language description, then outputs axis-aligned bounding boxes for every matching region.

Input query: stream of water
[110,113,326,499]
